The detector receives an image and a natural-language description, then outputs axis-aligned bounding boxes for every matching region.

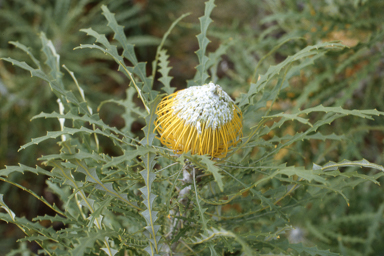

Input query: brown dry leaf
[345,60,369,77]
[323,29,371,47]
[222,203,242,213]
[274,125,295,161]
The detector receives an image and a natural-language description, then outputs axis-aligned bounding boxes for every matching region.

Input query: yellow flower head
[155,82,243,158]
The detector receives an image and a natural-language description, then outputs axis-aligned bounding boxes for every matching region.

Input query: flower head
[155,82,242,158]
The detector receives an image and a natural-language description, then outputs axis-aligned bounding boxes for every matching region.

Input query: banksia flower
[155,82,243,158]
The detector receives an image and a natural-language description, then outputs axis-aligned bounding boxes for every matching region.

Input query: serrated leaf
[101,5,137,64]
[5,34,90,115]
[305,132,345,141]
[0,177,65,216]
[32,111,137,143]
[158,49,175,94]
[102,147,153,169]
[144,225,161,241]
[190,0,216,86]
[8,41,41,68]
[141,96,162,146]
[140,171,156,195]
[0,195,16,221]
[101,5,154,96]
[206,41,232,82]
[39,150,105,163]
[40,33,63,86]
[0,164,52,177]
[19,126,122,151]
[18,235,56,243]
[189,227,254,255]
[78,6,158,109]
[143,244,161,256]
[305,220,331,244]
[278,166,327,184]
[101,248,119,256]
[32,214,77,225]
[364,203,384,255]
[139,149,160,252]
[199,156,224,192]
[264,113,312,126]
[240,42,345,109]
[1,57,51,83]
[99,86,145,134]
[250,105,378,166]
[151,12,190,89]
[267,132,346,144]
[71,230,115,256]
[74,162,140,210]
[140,210,159,236]
[76,28,151,111]
[138,192,157,210]
[286,242,340,256]
[298,105,384,120]
[313,159,384,173]
[0,213,57,240]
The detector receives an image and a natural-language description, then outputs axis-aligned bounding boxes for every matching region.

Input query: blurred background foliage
[0,0,383,255]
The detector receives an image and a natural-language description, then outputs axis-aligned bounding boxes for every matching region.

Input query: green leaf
[139,150,160,254]
[77,5,159,106]
[19,126,126,151]
[206,41,232,82]
[71,230,115,256]
[4,35,90,114]
[0,177,65,216]
[0,194,16,221]
[99,86,145,134]
[151,12,190,88]
[33,214,77,225]
[141,95,162,146]
[252,107,381,166]
[102,147,153,170]
[39,151,105,163]
[190,0,216,86]
[312,159,384,173]
[40,33,63,86]
[305,132,346,141]
[278,166,328,184]
[193,171,209,232]
[298,105,384,120]
[239,41,345,110]
[32,111,137,143]
[199,156,224,192]
[76,28,151,112]
[101,247,119,256]
[364,203,384,255]
[8,41,41,68]
[0,213,58,242]
[101,5,154,95]
[265,132,346,145]
[101,5,137,64]
[286,242,340,256]
[1,57,50,83]
[158,49,175,94]
[189,227,254,256]
[264,113,312,127]
[74,161,141,210]
[305,220,331,244]
[0,164,52,177]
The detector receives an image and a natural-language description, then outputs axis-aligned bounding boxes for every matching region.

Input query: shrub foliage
[1,1,384,255]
